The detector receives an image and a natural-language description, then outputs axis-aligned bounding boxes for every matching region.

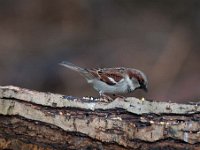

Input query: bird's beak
[140,84,148,92]
[143,86,148,92]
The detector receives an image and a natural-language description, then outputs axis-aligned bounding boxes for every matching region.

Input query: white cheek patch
[126,76,135,89]
[127,78,132,85]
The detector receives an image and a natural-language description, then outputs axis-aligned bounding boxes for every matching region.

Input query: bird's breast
[91,79,129,94]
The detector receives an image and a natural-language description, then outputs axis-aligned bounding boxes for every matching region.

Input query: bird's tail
[59,61,93,80]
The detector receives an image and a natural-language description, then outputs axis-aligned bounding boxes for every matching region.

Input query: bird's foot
[112,94,126,99]
[99,94,113,102]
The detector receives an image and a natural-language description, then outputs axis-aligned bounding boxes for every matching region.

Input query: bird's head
[127,69,148,92]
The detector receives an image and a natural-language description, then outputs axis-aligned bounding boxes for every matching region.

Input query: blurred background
[0,0,200,102]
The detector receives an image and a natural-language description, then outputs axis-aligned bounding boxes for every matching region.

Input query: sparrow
[59,61,148,99]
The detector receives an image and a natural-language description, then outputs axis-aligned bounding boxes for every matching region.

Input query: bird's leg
[112,94,126,99]
[99,91,113,102]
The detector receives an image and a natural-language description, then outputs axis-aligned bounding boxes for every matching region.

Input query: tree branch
[0,85,199,150]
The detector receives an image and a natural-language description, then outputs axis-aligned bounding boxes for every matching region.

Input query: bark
[0,85,199,150]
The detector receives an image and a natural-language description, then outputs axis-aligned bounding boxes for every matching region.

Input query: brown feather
[88,68,124,85]
[127,69,144,83]
[99,74,116,85]
[104,72,124,82]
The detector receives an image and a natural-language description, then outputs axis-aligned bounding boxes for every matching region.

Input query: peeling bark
[0,85,199,150]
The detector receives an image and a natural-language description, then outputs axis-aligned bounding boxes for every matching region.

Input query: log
[0,85,199,150]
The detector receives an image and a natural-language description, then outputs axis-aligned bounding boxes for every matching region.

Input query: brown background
[0,0,200,102]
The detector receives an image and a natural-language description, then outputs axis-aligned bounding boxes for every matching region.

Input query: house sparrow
[59,61,148,99]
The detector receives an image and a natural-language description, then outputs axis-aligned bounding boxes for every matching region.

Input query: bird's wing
[87,68,125,85]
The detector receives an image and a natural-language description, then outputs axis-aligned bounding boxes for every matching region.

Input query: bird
[59,61,148,100]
